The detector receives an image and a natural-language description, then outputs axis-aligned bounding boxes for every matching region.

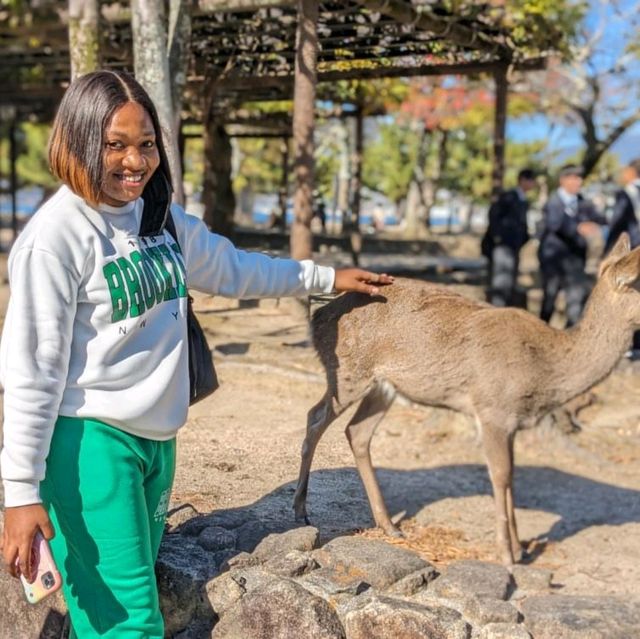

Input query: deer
[293,233,640,565]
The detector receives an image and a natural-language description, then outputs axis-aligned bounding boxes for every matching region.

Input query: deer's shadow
[186,464,640,558]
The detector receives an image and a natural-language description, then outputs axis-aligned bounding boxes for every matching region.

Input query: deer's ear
[611,246,640,288]
[599,232,631,278]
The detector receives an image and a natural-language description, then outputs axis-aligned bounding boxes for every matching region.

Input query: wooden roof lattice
[0,0,557,121]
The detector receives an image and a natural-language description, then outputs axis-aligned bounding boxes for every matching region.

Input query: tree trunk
[491,64,509,202]
[290,0,318,260]
[404,125,431,237]
[131,0,185,205]
[68,0,100,80]
[202,120,235,236]
[168,0,191,179]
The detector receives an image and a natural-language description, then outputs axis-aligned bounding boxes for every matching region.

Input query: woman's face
[100,101,161,206]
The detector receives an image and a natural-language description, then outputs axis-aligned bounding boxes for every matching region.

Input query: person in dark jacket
[538,164,607,327]
[482,168,537,307]
[604,159,640,355]
[604,159,640,254]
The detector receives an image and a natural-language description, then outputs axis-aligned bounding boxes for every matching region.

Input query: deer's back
[312,277,560,413]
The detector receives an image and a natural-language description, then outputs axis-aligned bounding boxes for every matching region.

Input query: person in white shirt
[0,70,392,638]
[537,163,606,326]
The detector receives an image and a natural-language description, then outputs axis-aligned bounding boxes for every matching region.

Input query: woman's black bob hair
[49,70,172,206]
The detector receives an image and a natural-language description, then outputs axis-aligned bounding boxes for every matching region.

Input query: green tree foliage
[363,122,419,205]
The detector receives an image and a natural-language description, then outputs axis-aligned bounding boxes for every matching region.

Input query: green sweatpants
[40,416,176,638]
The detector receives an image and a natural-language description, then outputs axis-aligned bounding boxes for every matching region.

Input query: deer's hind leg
[294,394,340,523]
[482,424,521,565]
[345,381,398,537]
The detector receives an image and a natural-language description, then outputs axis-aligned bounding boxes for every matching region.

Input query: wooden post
[9,119,18,242]
[349,104,364,264]
[290,0,318,260]
[278,136,289,230]
[491,64,509,202]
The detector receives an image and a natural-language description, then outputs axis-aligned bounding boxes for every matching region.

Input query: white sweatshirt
[0,185,335,507]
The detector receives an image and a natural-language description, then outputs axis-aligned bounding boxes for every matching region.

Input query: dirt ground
[2,233,640,601]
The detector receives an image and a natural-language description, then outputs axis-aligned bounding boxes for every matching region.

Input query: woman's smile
[101,101,160,207]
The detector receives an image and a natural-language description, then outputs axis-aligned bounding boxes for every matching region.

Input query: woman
[0,70,391,637]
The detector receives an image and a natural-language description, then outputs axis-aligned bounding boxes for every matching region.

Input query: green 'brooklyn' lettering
[103,262,128,322]
[130,250,157,310]
[116,256,145,318]
[140,249,166,305]
[103,242,188,323]
[159,244,187,298]
[147,246,177,301]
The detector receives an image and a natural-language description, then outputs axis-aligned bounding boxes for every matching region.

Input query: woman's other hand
[2,504,54,581]
[334,269,394,296]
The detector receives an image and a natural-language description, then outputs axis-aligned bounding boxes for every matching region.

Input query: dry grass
[355,519,495,568]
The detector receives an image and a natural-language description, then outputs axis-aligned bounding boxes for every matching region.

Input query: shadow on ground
[183,465,640,558]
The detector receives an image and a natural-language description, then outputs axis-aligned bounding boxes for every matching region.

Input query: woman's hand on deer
[334,269,394,296]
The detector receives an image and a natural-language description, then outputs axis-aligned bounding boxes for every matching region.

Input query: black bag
[141,172,219,404]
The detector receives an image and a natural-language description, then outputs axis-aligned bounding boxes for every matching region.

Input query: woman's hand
[2,504,54,581]
[334,269,394,296]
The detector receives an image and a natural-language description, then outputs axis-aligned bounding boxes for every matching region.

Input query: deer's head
[597,233,640,327]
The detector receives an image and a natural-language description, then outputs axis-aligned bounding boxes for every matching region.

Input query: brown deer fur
[293,233,640,565]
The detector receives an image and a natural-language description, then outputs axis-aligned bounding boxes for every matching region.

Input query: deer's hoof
[382,525,404,539]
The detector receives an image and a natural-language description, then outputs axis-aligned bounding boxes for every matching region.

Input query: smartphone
[17,531,63,604]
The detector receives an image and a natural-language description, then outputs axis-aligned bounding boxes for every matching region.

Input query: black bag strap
[140,171,172,237]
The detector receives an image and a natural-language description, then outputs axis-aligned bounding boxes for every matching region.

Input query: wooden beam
[213,57,547,93]
[198,0,294,11]
[351,0,511,58]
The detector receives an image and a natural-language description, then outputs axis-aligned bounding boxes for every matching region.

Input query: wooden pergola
[1,1,562,257]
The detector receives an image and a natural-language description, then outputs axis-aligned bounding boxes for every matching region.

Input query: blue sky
[508,0,640,164]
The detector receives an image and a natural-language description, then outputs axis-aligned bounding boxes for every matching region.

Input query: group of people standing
[482,159,640,330]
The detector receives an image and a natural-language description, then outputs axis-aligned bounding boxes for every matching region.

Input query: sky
[507,0,640,165]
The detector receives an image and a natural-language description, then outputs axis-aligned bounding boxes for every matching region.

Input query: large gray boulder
[342,594,470,639]
[212,577,346,639]
[312,536,432,590]
[521,595,640,639]
[430,560,513,601]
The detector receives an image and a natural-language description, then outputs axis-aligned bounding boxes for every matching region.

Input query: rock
[461,596,520,626]
[385,566,440,597]
[197,526,237,552]
[251,526,320,561]
[430,561,513,601]
[510,565,553,593]
[263,549,320,578]
[521,595,640,639]
[205,572,247,618]
[212,578,346,639]
[220,551,260,572]
[156,534,219,636]
[313,536,431,590]
[235,519,271,553]
[178,510,252,536]
[166,503,200,533]
[342,594,470,639]
[297,567,371,606]
[477,622,531,639]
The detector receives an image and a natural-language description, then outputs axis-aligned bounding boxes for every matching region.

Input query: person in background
[604,158,640,356]
[0,70,393,638]
[538,163,607,327]
[481,168,537,307]
[604,159,640,254]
